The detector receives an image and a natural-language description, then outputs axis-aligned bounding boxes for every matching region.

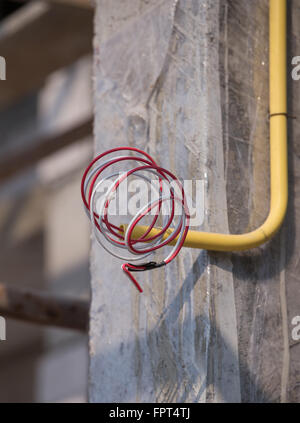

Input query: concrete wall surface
[90,0,300,402]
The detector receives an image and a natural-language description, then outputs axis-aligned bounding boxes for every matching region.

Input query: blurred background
[0,0,93,402]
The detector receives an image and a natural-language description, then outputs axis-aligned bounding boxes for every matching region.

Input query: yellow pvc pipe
[125,0,288,251]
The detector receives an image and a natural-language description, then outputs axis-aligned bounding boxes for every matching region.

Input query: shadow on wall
[92,251,274,403]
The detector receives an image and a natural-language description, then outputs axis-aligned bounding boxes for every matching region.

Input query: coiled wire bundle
[81,147,190,292]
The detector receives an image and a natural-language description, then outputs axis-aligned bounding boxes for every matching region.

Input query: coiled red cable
[81,147,190,293]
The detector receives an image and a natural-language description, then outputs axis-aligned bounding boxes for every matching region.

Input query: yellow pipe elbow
[123,0,288,252]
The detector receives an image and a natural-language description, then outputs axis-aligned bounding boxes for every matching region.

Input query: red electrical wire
[81,147,190,293]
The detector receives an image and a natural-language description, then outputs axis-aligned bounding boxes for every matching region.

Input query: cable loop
[81,147,190,292]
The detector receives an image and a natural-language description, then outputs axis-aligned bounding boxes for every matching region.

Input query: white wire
[85,153,189,264]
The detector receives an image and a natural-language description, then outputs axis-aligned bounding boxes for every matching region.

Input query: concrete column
[90,0,300,403]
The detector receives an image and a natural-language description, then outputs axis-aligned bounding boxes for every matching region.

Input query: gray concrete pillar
[90,0,300,403]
